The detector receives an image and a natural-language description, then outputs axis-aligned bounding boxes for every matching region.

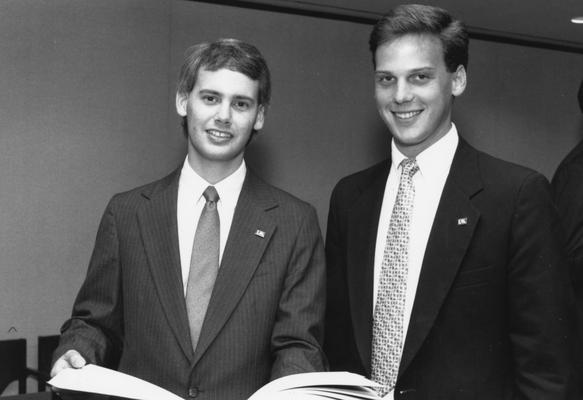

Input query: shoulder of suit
[107,168,180,208]
[451,142,549,202]
[471,146,546,185]
[336,159,390,186]
[553,139,583,179]
[332,159,390,194]
[247,170,314,213]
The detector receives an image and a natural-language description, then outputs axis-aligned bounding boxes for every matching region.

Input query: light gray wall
[0,0,182,393]
[1,0,581,394]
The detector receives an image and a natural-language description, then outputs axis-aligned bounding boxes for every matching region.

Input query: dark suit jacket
[553,139,583,291]
[55,167,327,400]
[325,139,573,399]
[552,139,583,394]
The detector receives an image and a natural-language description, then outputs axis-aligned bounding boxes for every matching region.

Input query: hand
[50,349,87,377]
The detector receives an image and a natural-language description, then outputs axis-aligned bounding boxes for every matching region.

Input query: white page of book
[295,387,380,399]
[249,372,381,400]
[290,388,380,400]
[48,364,182,400]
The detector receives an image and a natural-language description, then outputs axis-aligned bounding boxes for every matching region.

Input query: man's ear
[176,92,188,117]
[253,105,265,131]
[452,65,467,97]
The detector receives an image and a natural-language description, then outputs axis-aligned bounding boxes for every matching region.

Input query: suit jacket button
[188,387,199,398]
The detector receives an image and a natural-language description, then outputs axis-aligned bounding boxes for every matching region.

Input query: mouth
[206,129,232,140]
[392,110,423,120]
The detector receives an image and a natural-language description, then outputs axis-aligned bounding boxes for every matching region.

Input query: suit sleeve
[270,205,328,379]
[323,183,363,373]
[54,198,124,367]
[507,172,575,399]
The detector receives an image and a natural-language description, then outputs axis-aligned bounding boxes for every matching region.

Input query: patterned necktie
[186,185,220,351]
[371,158,419,396]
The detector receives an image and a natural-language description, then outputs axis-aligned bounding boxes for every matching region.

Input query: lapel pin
[255,229,266,238]
[457,217,468,226]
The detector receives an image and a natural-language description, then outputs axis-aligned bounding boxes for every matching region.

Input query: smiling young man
[51,39,327,400]
[325,5,575,399]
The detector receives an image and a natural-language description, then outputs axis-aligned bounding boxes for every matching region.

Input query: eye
[202,95,219,104]
[233,100,251,111]
[375,74,394,86]
[412,73,431,83]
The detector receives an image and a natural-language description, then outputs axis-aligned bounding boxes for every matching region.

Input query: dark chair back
[0,338,27,395]
[36,335,60,391]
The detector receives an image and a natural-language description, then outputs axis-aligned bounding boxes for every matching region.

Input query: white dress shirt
[373,124,459,398]
[177,157,246,294]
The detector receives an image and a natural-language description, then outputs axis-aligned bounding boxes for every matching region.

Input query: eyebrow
[375,67,436,74]
[198,89,256,103]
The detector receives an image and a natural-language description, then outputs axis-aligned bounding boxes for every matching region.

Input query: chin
[393,133,424,146]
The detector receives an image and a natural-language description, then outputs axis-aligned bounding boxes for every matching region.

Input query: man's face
[374,34,466,157]
[176,68,265,173]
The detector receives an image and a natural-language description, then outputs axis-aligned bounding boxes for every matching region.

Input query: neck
[187,155,243,184]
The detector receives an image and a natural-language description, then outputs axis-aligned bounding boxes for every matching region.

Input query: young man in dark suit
[51,39,327,400]
[325,5,573,399]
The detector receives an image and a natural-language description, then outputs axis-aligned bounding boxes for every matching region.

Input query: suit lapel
[137,169,195,362]
[192,171,276,366]
[346,161,391,376]
[398,140,483,376]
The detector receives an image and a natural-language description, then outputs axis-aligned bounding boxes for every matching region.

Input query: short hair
[578,79,583,113]
[369,4,469,73]
[177,38,271,107]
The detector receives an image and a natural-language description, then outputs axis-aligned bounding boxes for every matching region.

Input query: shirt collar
[390,123,459,179]
[180,157,247,207]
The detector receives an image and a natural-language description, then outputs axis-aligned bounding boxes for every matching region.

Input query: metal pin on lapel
[457,217,468,225]
[255,229,266,238]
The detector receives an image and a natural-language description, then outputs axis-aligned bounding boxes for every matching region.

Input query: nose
[394,80,413,104]
[214,103,232,126]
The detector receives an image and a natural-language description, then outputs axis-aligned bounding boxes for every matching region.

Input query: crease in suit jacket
[325,138,574,400]
[55,167,327,400]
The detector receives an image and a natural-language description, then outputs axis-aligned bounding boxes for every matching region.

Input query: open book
[48,364,383,400]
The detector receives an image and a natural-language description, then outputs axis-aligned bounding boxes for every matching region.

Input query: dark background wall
[1,0,581,393]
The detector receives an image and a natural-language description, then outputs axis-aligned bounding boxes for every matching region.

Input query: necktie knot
[203,186,219,205]
[400,158,419,178]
